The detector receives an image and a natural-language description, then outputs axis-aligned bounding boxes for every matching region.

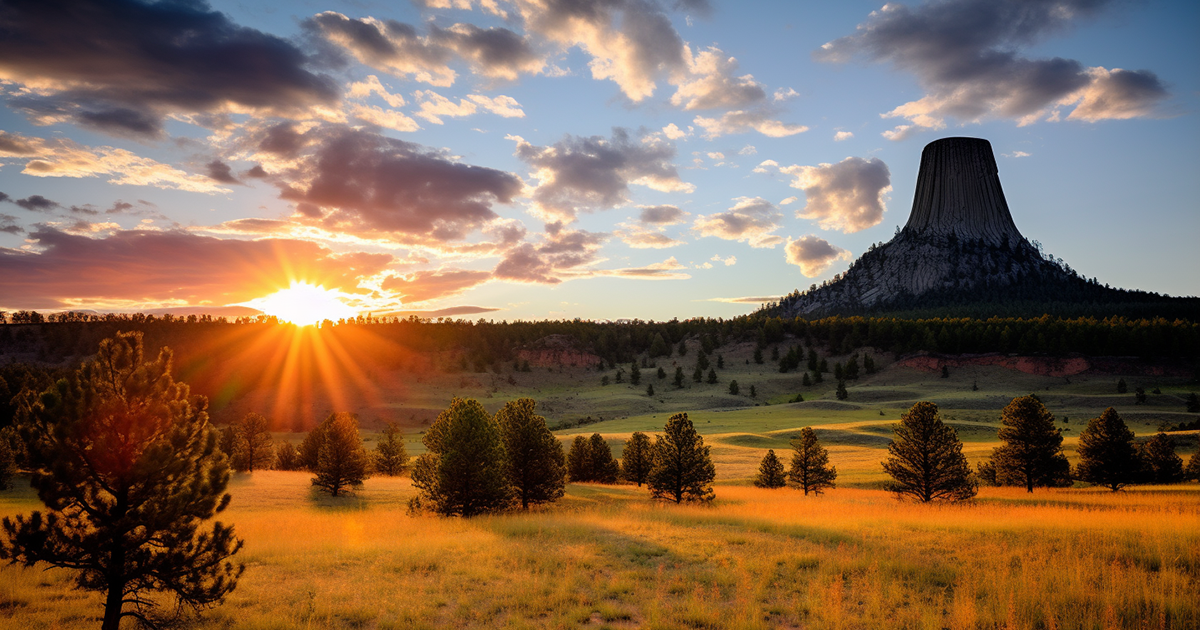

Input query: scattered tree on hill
[1075,408,1140,491]
[698,353,710,371]
[753,347,763,364]
[601,375,610,386]
[749,385,757,398]
[649,333,670,358]
[234,412,274,473]
[630,362,641,386]
[807,349,818,372]
[657,366,666,380]
[677,340,688,356]
[1134,387,1147,404]
[218,424,237,465]
[834,363,844,381]
[298,415,335,471]
[845,355,859,380]
[373,422,409,476]
[863,355,876,375]
[1117,378,1127,394]
[674,367,685,389]
[835,380,848,400]
[646,383,655,396]
[818,358,828,373]
[717,355,725,369]
[754,450,787,488]
[567,435,590,482]
[312,413,370,497]
[771,346,780,362]
[496,398,565,509]
[1186,393,1200,413]
[1140,433,1184,484]
[620,432,653,487]
[813,370,823,384]
[802,372,812,387]
[275,442,299,471]
[0,331,242,630]
[692,366,703,383]
[883,402,977,502]
[647,413,715,503]
[975,460,998,486]
[729,380,739,395]
[588,433,620,483]
[706,368,718,384]
[411,398,512,516]
[787,427,837,495]
[1185,450,1200,481]
[992,395,1071,492]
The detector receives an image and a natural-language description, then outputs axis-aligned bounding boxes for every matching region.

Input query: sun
[249,282,358,327]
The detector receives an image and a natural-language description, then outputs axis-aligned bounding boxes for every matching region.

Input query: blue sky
[0,0,1195,321]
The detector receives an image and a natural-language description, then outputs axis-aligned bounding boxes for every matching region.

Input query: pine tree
[373,422,409,476]
[717,355,725,369]
[706,368,718,384]
[1134,387,1147,404]
[1116,378,1127,393]
[692,365,703,383]
[0,433,14,490]
[234,412,274,473]
[992,395,1070,492]
[620,432,653,486]
[411,397,512,516]
[835,380,848,400]
[630,362,641,386]
[787,427,837,495]
[567,435,590,482]
[883,402,977,502]
[1075,408,1140,491]
[698,353,710,371]
[649,333,670,358]
[312,413,370,496]
[1140,432,1184,484]
[588,433,620,483]
[274,441,299,471]
[1186,392,1200,413]
[674,367,685,388]
[657,366,666,380]
[647,413,715,503]
[754,450,787,488]
[496,398,565,509]
[802,372,812,387]
[753,347,763,364]
[749,385,757,398]
[218,424,238,467]
[0,332,242,629]
[728,380,739,395]
[845,355,859,380]
[646,383,655,396]
[812,369,823,384]
[298,416,334,471]
[677,340,688,356]
[863,355,876,374]
[1185,450,1200,481]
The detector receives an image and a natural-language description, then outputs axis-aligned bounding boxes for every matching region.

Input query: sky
[0,0,1196,322]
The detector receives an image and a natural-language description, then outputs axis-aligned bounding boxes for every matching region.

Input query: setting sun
[247,282,358,327]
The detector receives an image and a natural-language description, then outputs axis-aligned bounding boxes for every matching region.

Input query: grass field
[2,349,1198,629]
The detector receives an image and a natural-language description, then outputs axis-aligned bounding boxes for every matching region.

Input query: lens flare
[246,282,357,327]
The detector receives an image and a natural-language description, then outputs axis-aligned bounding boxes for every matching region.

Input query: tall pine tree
[373,422,409,476]
[787,427,837,495]
[647,413,715,503]
[495,398,566,509]
[312,413,370,496]
[587,433,620,483]
[234,412,274,473]
[0,332,242,629]
[1140,432,1184,484]
[883,402,976,502]
[753,450,787,488]
[620,432,653,487]
[411,398,512,516]
[992,396,1070,492]
[567,435,590,482]
[1075,408,1140,491]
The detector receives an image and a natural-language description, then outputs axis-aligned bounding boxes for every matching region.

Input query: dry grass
[1,472,1197,629]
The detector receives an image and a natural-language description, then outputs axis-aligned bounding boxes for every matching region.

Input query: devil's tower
[773,136,1112,317]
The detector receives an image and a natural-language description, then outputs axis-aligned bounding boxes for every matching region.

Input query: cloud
[0,228,392,309]
[692,197,783,248]
[738,145,757,155]
[382,305,501,318]
[271,126,522,243]
[0,0,339,137]
[661,123,692,140]
[381,268,491,303]
[0,213,22,235]
[347,75,406,108]
[205,160,240,184]
[510,128,692,223]
[710,254,736,266]
[604,256,689,279]
[614,224,684,249]
[493,228,608,284]
[763,156,891,234]
[773,88,799,102]
[785,235,852,277]
[638,205,687,225]
[350,104,422,132]
[708,295,779,304]
[670,46,767,110]
[13,195,60,212]
[308,12,543,86]
[694,110,808,139]
[1003,150,1031,158]
[0,132,230,193]
[816,0,1168,135]
[834,131,854,141]
[413,91,526,124]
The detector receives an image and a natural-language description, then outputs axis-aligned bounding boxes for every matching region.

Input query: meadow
[2,345,1198,629]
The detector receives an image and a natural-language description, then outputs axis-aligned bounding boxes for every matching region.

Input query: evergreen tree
[677,340,688,356]
[496,398,565,509]
[807,349,818,371]
[601,375,610,386]
[218,424,238,467]
[0,433,13,490]
[845,355,859,380]
[1140,433,1184,484]
[674,367,685,388]
[1186,392,1200,413]
[373,422,409,476]
[1075,408,1140,491]
[753,347,763,364]
[298,417,333,471]
[630,362,641,386]
[813,370,824,384]
[274,441,299,471]
[835,380,848,400]
[649,333,670,358]
[620,432,653,487]
[834,363,844,381]
[1116,378,1127,393]
[771,346,780,362]
[787,428,837,495]
[646,383,655,396]
[717,355,725,369]
[863,355,876,374]
[749,385,757,398]
[754,450,787,488]
[697,353,710,371]
[312,413,370,497]
[234,412,274,473]
[567,435,590,482]
[647,413,715,503]
[706,368,718,384]
[802,372,812,387]
[992,395,1070,492]
[1185,450,1200,481]
[883,402,977,502]
[692,365,703,383]
[657,366,666,380]
[940,365,950,378]
[728,380,739,395]
[0,332,242,629]
[588,433,620,483]
[818,358,828,373]
[411,398,512,516]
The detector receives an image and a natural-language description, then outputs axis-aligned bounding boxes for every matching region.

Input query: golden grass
[2,472,1197,629]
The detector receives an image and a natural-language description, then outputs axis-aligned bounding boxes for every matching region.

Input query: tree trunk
[102,496,128,630]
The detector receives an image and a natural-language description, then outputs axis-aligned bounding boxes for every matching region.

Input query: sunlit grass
[2,472,1196,629]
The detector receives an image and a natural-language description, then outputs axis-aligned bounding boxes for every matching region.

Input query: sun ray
[243,282,358,327]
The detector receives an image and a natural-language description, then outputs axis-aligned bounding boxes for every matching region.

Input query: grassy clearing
[2,473,1196,629]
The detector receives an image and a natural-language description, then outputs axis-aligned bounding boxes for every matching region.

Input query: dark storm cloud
[816,0,1168,134]
[278,127,522,242]
[511,128,692,223]
[0,227,392,309]
[0,0,339,137]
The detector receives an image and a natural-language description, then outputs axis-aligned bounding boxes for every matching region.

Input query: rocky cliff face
[779,137,1074,316]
